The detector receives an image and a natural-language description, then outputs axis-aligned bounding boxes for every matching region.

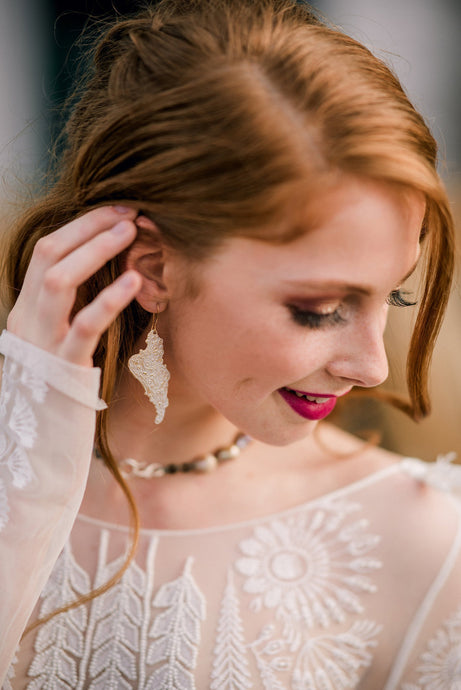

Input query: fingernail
[113,205,132,213]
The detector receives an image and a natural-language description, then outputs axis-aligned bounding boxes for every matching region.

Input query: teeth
[292,390,330,404]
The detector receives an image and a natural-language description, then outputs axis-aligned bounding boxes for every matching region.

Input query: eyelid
[288,304,346,329]
[287,297,343,313]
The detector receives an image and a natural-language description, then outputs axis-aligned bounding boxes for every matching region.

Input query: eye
[288,305,346,329]
[386,289,417,308]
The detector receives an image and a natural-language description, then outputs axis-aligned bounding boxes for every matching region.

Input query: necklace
[95,432,252,479]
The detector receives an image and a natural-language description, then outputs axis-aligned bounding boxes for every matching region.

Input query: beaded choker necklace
[95,432,252,479]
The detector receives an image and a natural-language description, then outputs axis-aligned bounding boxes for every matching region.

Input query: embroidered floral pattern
[401,455,461,495]
[235,499,382,630]
[0,358,43,533]
[233,498,383,687]
[3,464,461,689]
[402,607,461,690]
[249,625,290,690]
[291,620,382,689]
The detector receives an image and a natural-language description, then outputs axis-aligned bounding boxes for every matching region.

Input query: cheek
[167,291,329,399]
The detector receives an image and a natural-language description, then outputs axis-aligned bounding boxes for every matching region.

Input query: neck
[106,364,241,469]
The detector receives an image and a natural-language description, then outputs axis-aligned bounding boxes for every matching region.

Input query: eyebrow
[283,260,420,296]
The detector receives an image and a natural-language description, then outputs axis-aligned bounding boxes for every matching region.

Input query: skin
[7,175,426,529]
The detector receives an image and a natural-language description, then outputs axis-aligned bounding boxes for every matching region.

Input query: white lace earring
[128,308,170,424]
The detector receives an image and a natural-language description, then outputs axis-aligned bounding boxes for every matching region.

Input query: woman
[1,0,460,687]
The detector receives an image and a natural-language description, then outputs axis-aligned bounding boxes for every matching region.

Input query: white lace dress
[1,329,461,690]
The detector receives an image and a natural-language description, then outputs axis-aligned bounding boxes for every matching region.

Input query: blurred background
[0,0,460,460]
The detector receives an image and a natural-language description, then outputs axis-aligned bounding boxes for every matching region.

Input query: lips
[279,387,338,421]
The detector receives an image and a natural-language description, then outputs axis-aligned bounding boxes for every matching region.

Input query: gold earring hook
[152,304,160,333]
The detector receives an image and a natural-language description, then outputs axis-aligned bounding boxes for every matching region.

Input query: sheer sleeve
[0,330,106,682]
[385,457,461,689]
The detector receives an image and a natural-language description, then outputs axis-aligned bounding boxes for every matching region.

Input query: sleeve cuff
[0,330,107,410]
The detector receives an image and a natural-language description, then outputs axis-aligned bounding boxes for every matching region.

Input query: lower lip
[278,388,337,421]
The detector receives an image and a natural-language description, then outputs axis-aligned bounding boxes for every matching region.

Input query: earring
[128,309,170,424]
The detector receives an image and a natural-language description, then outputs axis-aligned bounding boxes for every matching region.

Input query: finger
[12,220,137,347]
[58,270,143,366]
[41,219,137,301]
[20,206,137,298]
[37,205,137,264]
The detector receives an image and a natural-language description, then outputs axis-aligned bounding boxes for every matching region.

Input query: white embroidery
[145,558,206,690]
[0,429,10,458]
[401,606,461,690]
[8,391,38,450]
[0,478,9,532]
[7,445,34,489]
[211,570,253,689]
[401,455,461,495]
[292,620,382,689]
[19,367,49,403]
[0,367,12,421]
[0,357,43,533]
[249,626,290,690]
[27,543,90,688]
[234,500,383,688]
[87,533,145,689]
[2,650,18,690]
[235,499,382,630]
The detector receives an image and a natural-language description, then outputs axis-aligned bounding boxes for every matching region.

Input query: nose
[326,312,389,388]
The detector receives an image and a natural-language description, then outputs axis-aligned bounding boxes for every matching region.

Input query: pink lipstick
[279,388,338,421]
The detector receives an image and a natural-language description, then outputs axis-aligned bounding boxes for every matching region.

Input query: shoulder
[318,423,461,498]
[310,426,461,549]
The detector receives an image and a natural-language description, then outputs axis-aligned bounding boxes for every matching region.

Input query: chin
[242,419,319,447]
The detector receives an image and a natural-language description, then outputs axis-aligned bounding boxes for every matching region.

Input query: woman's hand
[6,206,142,367]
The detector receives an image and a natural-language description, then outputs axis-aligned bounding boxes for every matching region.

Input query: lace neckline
[76,459,408,537]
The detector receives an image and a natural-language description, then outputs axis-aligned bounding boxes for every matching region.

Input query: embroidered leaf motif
[145,557,205,690]
[292,620,382,689]
[3,649,18,690]
[211,569,253,689]
[26,543,90,689]
[401,606,461,690]
[87,546,145,689]
[249,626,290,690]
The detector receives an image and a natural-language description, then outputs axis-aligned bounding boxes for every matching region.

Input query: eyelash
[289,289,417,329]
[289,306,346,329]
[386,289,417,308]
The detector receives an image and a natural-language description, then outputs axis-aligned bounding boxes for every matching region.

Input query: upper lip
[283,387,351,398]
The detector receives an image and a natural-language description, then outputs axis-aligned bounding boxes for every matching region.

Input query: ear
[124,216,171,313]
